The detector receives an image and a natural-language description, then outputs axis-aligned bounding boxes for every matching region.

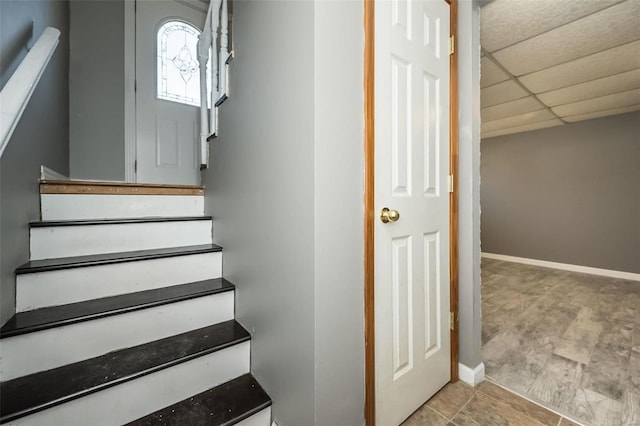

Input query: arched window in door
[157,20,209,107]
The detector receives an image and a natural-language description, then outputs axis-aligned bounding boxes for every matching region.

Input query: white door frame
[124,0,136,183]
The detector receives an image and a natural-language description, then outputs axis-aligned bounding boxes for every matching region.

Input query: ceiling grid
[480,0,640,139]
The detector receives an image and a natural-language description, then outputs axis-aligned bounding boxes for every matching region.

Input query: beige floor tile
[425,381,475,419]
[628,351,640,395]
[482,330,524,373]
[570,388,622,426]
[477,381,560,426]
[558,418,581,426]
[581,347,629,400]
[553,308,603,365]
[401,404,452,426]
[527,354,584,412]
[622,391,640,426]
[451,392,543,426]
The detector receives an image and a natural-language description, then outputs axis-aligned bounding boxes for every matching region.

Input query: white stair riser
[236,407,272,426]
[40,194,204,220]
[0,292,234,381]
[7,341,250,426]
[30,220,213,260]
[16,252,222,311]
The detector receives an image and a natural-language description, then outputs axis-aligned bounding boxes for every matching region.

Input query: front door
[135,0,206,185]
[374,0,451,424]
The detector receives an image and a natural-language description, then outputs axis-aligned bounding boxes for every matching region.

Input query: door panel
[375,0,451,424]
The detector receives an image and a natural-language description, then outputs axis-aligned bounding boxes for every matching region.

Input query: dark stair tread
[126,374,271,426]
[1,278,234,339]
[16,244,223,274]
[30,216,213,227]
[0,320,250,423]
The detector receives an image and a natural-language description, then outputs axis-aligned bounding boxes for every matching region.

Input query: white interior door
[374,0,451,424]
[135,0,206,185]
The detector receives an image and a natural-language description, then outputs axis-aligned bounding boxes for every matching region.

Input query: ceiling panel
[482,119,564,139]
[492,1,640,76]
[481,0,622,53]
[482,109,557,133]
[481,57,509,88]
[518,40,640,94]
[563,104,640,123]
[481,96,545,122]
[537,69,640,106]
[481,80,528,108]
[552,89,640,117]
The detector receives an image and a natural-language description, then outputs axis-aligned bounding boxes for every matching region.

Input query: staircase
[0,180,271,425]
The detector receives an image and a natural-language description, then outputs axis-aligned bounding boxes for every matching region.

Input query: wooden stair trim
[40,180,204,196]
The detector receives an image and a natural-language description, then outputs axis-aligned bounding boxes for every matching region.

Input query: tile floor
[481,258,640,426]
[403,379,579,425]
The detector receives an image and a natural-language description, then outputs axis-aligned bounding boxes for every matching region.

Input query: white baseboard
[458,362,485,387]
[481,253,640,282]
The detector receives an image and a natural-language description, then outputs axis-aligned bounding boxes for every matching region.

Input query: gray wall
[458,0,483,372]
[0,1,70,325]
[203,2,315,424]
[69,0,125,181]
[202,1,364,424]
[313,1,364,424]
[481,111,640,273]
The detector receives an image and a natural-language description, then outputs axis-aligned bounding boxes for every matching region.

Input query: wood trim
[448,0,460,383]
[364,0,375,423]
[40,180,204,196]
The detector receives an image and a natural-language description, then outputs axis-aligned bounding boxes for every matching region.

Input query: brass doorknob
[380,207,400,223]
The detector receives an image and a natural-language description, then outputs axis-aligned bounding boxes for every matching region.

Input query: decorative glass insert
[157,21,209,107]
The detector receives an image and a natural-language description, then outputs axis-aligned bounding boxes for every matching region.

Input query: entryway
[132,0,207,185]
[478,1,640,425]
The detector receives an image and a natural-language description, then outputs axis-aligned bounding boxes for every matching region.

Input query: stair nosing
[125,374,272,426]
[224,400,272,426]
[29,216,213,228]
[15,244,223,275]
[0,278,235,339]
[0,321,250,424]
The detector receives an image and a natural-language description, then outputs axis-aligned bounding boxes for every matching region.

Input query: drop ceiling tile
[519,40,640,93]
[481,80,528,108]
[481,96,545,122]
[481,57,510,88]
[537,69,640,106]
[552,88,640,117]
[563,104,640,123]
[481,0,622,53]
[482,109,557,133]
[482,119,564,139]
[492,1,640,76]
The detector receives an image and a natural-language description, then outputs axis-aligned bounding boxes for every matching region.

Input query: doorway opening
[479,1,640,425]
